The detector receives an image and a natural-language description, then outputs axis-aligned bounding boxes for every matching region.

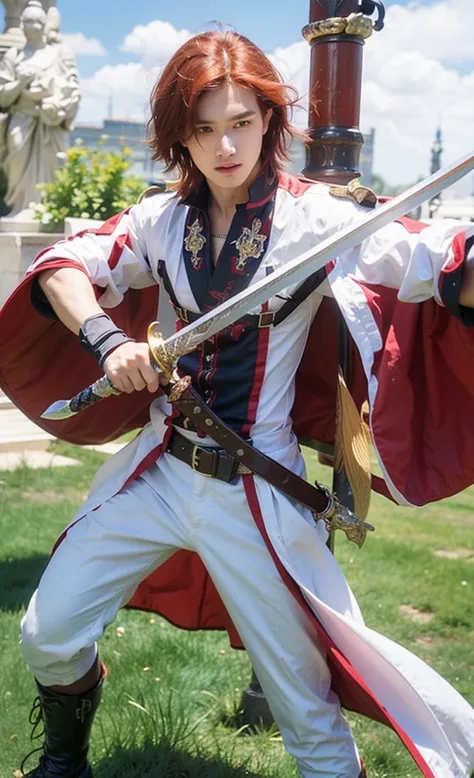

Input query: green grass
[0,441,473,778]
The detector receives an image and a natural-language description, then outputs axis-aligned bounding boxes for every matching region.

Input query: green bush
[33,143,147,230]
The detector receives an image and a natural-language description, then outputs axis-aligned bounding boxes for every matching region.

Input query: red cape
[294,281,474,507]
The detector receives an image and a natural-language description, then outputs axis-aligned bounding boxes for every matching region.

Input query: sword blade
[162,151,474,362]
[41,150,474,421]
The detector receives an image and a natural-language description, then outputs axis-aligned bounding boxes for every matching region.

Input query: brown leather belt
[167,429,251,482]
[161,377,333,517]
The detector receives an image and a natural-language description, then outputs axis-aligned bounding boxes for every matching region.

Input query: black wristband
[78,313,135,368]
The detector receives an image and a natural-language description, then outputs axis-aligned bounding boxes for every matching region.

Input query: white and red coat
[1,173,474,778]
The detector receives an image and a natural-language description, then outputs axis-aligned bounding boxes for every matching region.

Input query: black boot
[21,672,103,777]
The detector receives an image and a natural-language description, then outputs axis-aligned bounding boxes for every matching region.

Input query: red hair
[147,30,304,199]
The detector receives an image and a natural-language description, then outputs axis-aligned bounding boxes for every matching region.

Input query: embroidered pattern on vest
[234,218,267,271]
[180,176,275,311]
[208,280,233,306]
[184,217,206,269]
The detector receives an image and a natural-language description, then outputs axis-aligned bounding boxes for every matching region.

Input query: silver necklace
[212,233,227,240]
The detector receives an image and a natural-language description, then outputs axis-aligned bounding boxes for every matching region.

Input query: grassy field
[0,440,473,778]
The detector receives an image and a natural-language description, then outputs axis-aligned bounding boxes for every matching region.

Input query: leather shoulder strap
[274,266,327,327]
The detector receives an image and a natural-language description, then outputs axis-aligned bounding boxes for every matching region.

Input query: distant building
[428,126,444,218]
[287,138,306,175]
[70,118,168,183]
[420,127,474,222]
[360,128,375,186]
[421,196,474,222]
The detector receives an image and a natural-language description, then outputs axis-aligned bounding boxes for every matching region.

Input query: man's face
[183,82,271,190]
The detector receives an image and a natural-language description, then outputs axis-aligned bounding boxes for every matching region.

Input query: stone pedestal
[0,215,62,306]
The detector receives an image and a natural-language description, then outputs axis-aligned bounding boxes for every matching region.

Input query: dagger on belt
[39,151,474,546]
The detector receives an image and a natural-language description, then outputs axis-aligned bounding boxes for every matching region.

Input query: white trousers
[21,451,361,778]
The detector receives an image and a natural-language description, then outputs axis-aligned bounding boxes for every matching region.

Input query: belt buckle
[191,445,213,477]
[174,305,189,324]
[258,311,274,328]
[76,699,92,723]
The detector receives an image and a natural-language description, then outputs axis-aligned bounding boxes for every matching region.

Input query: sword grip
[69,375,121,414]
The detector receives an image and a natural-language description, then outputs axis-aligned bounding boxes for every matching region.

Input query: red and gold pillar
[303,0,385,184]
[302,0,385,539]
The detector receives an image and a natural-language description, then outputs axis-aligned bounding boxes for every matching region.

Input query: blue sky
[60,0,430,78]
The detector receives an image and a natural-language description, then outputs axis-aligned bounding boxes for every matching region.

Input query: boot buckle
[76,699,92,724]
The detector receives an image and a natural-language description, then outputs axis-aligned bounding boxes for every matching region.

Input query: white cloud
[62,32,106,57]
[79,63,159,122]
[75,5,474,195]
[120,20,192,68]
[267,41,310,126]
[374,0,474,63]
[77,20,192,119]
[360,1,474,193]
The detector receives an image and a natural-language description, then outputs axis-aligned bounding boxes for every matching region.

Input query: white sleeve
[28,202,157,309]
[331,198,474,304]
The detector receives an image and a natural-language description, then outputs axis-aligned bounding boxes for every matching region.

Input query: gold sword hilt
[147,322,175,383]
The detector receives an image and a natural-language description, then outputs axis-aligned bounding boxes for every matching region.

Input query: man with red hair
[3,30,474,778]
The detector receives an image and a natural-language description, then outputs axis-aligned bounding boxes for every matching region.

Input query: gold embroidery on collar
[184,218,206,268]
[235,218,267,270]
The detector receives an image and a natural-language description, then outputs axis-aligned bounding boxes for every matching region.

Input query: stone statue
[0,1,56,57]
[0,0,80,217]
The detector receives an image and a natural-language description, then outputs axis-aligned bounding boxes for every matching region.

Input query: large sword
[42,151,474,421]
